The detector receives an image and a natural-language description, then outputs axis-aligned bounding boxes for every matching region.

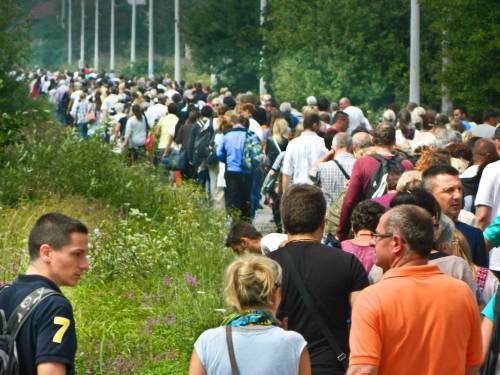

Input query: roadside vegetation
[0,85,233,374]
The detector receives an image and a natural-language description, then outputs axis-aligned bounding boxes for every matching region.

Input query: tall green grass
[0,123,235,373]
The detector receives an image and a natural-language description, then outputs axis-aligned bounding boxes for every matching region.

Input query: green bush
[0,196,234,374]
[0,118,235,373]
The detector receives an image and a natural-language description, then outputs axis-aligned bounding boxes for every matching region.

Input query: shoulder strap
[272,137,282,153]
[225,325,238,375]
[368,153,386,163]
[143,112,150,132]
[333,159,350,180]
[7,287,61,340]
[281,251,347,368]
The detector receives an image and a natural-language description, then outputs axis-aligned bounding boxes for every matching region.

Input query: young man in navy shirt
[0,213,89,375]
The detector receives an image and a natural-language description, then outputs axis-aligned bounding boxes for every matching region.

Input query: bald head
[473,139,497,165]
[352,131,372,154]
[339,97,351,110]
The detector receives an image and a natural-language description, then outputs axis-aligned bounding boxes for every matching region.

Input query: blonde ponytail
[224,254,282,312]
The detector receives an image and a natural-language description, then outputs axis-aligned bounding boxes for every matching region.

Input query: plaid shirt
[74,99,90,124]
[310,152,355,208]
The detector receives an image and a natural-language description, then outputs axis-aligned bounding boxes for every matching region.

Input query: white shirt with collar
[282,130,327,185]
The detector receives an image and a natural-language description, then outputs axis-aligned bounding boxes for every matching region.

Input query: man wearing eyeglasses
[347,205,482,375]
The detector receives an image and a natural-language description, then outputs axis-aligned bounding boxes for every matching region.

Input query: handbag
[161,148,186,171]
[145,133,155,153]
[282,250,348,369]
[143,113,154,153]
[86,111,96,123]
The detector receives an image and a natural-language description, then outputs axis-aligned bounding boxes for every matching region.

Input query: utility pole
[174,0,181,83]
[131,0,136,63]
[409,0,420,104]
[259,0,267,97]
[94,0,99,71]
[68,0,72,65]
[148,0,154,77]
[80,0,85,70]
[61,0,66,28]
[110,0,115,71]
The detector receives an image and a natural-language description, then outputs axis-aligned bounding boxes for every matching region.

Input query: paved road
[253,203,276,235]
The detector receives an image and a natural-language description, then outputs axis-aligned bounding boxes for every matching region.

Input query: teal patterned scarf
[222,310,276,327]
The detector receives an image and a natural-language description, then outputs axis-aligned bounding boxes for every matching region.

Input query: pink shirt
[340,240,376,273]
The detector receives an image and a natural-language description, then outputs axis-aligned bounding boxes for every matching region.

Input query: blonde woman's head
[271,118,289,142]
[225,254,282,312]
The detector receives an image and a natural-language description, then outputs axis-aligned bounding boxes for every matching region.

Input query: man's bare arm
[282,174,291,193]
[38,362,66,375]
[475,205,491,231]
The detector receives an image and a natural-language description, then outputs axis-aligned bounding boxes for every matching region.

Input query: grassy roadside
[0,196,234,373]
[0,109,236,372]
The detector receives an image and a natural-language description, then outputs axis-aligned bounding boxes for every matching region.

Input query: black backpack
[0,286,60,375]
[365,154,405,199]
[193,118,217,167]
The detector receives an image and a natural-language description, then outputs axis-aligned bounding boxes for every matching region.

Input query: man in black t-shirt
[269,184,368,375]
[0,213,89,375]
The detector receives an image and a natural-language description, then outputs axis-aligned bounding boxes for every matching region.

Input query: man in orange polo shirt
[347,204,482,375]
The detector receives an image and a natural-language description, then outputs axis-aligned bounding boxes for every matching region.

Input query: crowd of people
[2,67,500,374]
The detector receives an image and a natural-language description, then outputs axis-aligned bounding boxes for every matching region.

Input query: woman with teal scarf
[189,254,311,374]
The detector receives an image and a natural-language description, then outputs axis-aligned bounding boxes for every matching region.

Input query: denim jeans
[77,122,88,138]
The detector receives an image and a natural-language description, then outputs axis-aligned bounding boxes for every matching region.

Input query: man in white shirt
[476,127,500,229]
[282,112,327,191]
[476,127,500,276]
[339,97,369,134]
[145,94,168,126]
[101,86,119,120]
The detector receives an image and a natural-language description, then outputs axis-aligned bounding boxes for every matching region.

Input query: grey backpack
[0,286,60,375]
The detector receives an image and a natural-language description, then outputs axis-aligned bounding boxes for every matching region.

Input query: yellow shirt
[156,114,179,149]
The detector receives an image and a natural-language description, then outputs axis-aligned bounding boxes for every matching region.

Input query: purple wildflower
[183,272,198,287]
[162,276,172,287]
[164,313,176,325]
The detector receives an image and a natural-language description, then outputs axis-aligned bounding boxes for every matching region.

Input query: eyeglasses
[371,231,394,242]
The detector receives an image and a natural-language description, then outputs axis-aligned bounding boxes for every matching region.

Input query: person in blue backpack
[217,113,261,220]
[0,213,89,375]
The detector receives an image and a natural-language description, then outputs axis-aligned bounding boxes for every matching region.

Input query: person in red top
[348,205,482,375]
[337,123,413,240]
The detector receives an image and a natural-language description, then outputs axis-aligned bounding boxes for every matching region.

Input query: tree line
[14,0,500,114]
[182,0,499,114]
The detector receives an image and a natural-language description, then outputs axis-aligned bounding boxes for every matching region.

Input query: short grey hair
[279,102,292,113]
[352,132,372,149]
[306,96,317,106]
[384,205,434,257]
[333,133,352,150]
